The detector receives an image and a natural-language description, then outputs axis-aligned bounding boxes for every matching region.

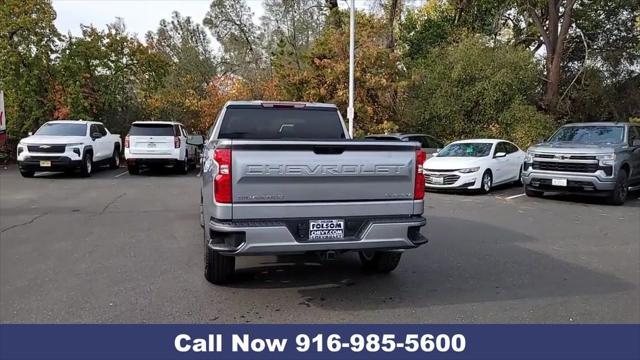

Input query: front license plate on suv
[309,219,345,240]
[552,178,567,187]
[39,160,51,167]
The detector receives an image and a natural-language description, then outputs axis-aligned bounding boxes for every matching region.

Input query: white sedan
[424,139,525,193]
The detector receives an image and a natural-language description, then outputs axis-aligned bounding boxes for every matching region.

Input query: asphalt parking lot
[1,164,638,323]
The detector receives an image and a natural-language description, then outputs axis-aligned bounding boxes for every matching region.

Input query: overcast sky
[52,0,379,41]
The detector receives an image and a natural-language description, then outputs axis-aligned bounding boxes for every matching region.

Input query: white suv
[124,121,198,175]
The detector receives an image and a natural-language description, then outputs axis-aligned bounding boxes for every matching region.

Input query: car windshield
[548,126,625,144]
[35,123,87,136]
[438,143,493,157]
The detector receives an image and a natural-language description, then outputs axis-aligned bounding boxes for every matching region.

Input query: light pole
[347,0,355,138]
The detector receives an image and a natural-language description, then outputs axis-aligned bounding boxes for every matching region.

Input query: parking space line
[114,171,128,178]
[505,193,526,200]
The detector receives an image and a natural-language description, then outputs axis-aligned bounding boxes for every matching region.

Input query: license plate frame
[39,160,51,167]
[309,219,345,241]
[552,178,567,187]
[431,176,444,185]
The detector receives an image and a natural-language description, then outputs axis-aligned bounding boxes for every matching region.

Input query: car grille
[534,154,597,160]
[425,174,460,185]
[25,156,68,161]
[27,145,66,153]
[534,154,555,159]
[532,161,598,173]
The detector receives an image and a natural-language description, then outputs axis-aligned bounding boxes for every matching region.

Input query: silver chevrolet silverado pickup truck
[195,101,427,284]
[523,122,640,205]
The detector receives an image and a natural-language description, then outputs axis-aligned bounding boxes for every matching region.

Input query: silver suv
[522,122,640,205]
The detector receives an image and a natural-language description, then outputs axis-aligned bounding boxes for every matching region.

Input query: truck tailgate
[228,140,419,218]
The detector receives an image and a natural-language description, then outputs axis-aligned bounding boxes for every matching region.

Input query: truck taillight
[174,136,180,148]
[124,136,129,149]
[214,148,232,203]
[414,149,426,200]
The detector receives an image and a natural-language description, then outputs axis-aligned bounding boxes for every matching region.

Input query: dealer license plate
[309,219,344,240]
[39,160,51,167]
[552,178,567,187]
[432,176,444,185]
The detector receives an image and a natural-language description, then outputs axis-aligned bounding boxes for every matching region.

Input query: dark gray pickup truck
[522,122,640,205]
[194,101,427,284]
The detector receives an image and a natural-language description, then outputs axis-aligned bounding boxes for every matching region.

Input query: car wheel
[204,230,235,284]
[479,170,492,194]
[19,169,35,178]
[127,164,139,175]
[515,166,523,186]
[358,251,402,273]
[525,186,543,197]
[80,152,92,177]
[199,194,205,228]
[109,148,120,169]
[607,168,629,205]
[177,153,189,174]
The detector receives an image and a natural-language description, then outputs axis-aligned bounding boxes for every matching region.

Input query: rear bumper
[18,157,82,171]
[126,158,179,167]
[207,216,427,256]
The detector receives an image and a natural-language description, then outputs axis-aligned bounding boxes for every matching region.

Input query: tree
[273,12,403,135]
[145,12,217,130]
[403,35,554,147]
[261,0,326,70]
[56,20,168,133]
[0,0,59,135]
[399,0,512,61]
[522,0,578,113]
[203,0,262,77]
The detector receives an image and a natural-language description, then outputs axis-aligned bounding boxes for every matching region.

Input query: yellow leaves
[417,0,454,20]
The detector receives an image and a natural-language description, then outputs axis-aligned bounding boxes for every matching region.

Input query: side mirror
[187,135,205,146]
[91,132,102,139]
[632,139,640,147]
[494,152,507,158]
[28,132,33,136]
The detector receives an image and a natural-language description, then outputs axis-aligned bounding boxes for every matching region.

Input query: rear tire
[19,169,35,178]
[177,153,189,174]
[79,152,92,177]
[607,169,629,205]
[128,164,139,175]
[109,148,120,169]
[204,230,235,284]
[359,251,402,273]
[525,186,543,197]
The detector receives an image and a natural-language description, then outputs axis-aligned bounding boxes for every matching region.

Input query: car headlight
[525,151,534,162]
[597,153,615,165]
[459,167,480,173]
[596,153,615,161]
